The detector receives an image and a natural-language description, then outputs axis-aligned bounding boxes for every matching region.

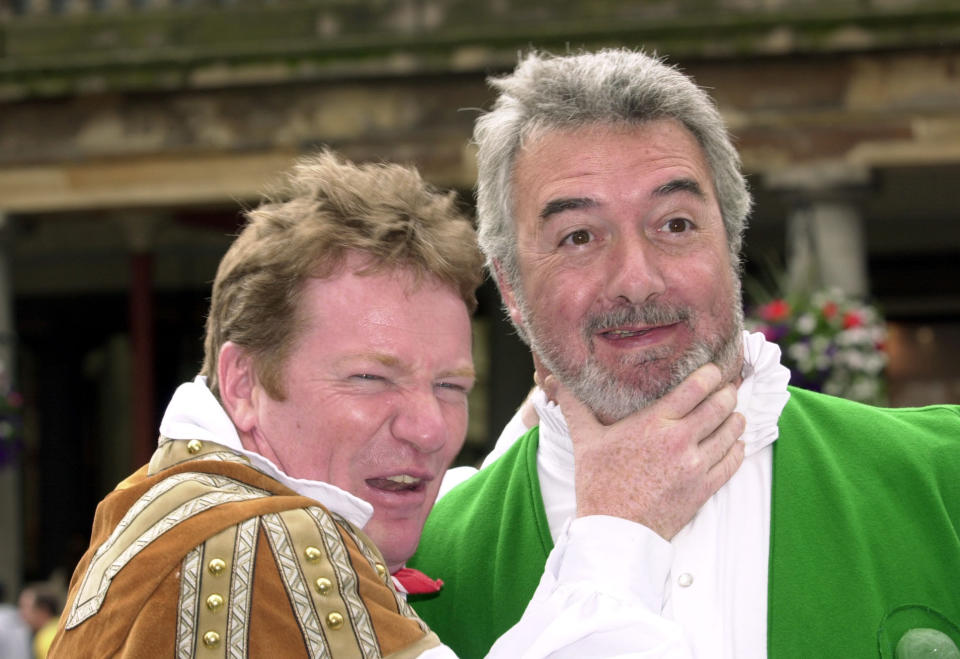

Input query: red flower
[761,299,790,322]
[822,301,838,319]
[842,311,863,329]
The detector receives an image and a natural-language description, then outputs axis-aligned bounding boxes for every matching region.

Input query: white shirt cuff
[551,515,673,611]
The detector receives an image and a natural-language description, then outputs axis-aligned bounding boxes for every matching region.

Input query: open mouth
[601,328,655,339]
[366,475,425,493]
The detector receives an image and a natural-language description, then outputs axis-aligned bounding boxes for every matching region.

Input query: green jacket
[410,387,960,657]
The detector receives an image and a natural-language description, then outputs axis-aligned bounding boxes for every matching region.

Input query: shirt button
[677,572,694,587]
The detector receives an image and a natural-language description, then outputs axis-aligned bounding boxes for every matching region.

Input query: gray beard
[519,288,744,423]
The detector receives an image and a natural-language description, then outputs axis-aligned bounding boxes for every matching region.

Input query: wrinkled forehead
[510,119,721,226]
[513,120,714,202]
[512,120,709,200]
[302,255,466,322]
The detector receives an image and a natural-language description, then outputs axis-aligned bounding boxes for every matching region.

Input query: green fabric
[409,426,553,659]
[410,388,960,658]
[768,388,960,657]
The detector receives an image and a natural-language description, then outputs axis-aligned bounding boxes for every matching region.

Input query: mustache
[583,302,692,335]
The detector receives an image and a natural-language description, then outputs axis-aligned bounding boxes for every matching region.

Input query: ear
[492,259,527,332]
[218,341,260,434]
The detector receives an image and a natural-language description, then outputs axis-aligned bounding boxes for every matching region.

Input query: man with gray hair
[410,49,960,657]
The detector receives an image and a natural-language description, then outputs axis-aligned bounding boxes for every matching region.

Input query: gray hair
[475,48,752,298]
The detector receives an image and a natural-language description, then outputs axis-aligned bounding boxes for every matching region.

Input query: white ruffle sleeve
[488,516,693,658]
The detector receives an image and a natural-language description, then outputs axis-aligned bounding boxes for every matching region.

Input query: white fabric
[159,376,373,529]
[489,516,689,659]
[485,331,791,658]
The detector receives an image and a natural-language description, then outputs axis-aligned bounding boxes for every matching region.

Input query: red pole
[130,250,155,469]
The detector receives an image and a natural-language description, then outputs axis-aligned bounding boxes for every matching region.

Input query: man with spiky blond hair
[50,150,482,658]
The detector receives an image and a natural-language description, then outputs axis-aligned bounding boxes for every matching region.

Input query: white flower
[814,353,832,370]
[864,353,887,374]
[824,380,844,396]
[797,313,816,334]
[850,378,879,402]
[788,342,811,363]
[811,335,831,355]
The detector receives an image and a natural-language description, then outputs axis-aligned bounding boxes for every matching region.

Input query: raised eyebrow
[373,354,401,368]
[539,197,597,221]
[653,178,706,199]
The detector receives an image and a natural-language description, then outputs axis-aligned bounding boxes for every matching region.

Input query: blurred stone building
[1,0,959,594]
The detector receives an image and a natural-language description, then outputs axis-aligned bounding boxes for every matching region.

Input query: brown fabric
[342,525,427,656]
[248,527,310,659]
[49,444,434,658]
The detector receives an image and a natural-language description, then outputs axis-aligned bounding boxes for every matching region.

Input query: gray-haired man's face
[499,120,743,423]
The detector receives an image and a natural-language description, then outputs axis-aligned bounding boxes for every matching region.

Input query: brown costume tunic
[49,438,441,658]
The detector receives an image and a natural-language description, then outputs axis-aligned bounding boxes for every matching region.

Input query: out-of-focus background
[1,0,958,610]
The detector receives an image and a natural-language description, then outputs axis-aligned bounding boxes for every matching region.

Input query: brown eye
[563,230,592,246]
[664,218,691,233]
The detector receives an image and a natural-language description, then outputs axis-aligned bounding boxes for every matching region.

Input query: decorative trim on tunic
[335,517,429,635]
[176,544,203,658]
[65,471,271,629]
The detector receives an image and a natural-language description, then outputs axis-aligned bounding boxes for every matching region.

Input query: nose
[603,234,665,306]
[390,389,448,453]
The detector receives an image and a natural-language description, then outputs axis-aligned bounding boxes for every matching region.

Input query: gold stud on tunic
[304,546,322,562]
[375,563,387,578]
[186,439,203,454]
[326,612,344,630]
[202,631,221,648]
[315,577,333,595]
[207,558,226,576]
[205,594,224,611]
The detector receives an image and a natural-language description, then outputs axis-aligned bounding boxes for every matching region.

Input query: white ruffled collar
[535,331,792,460]
[158,376,374,528]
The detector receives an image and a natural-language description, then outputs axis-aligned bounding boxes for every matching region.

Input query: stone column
[767,163,872,298]
[0,211,22,602]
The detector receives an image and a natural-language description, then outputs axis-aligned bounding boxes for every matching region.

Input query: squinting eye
[561,230,592,246]
[663,218,692,233]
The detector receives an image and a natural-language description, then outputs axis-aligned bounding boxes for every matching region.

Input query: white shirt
[159,376,374,528]
[484,331,792,658]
